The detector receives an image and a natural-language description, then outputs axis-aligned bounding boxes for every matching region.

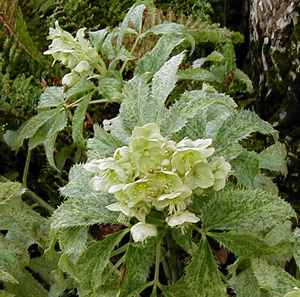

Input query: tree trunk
[249,0,300,201]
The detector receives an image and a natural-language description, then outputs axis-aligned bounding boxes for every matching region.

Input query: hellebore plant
[84,123,231,242]
[2,2,300,297]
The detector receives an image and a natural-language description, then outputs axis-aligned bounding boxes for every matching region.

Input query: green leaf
[119,239,156,297]
[145,21,194,51]
[0,270,18,284]
[128,4,145,33]
[177,68,219,82]
[151,52,184,117]
[0,290,15,297]
[102,31,117,60]
[171,227,194,255]
[215,109,278,152]
[164,237,227,297]
[159,86,236,137]
[98,77,123,103]
[210,231,289,258]
[89,27,108,52]
[117,75,152,131]
[37,86,64,109]
[87,124,125,159]
[201,189,296,232]
[258,142,287,175]
[4,109,57,151]
[228,267,262,297]
[253,173,279,195]
[58,226,88,256]
[76,230,128,292]
[251,258,300,297]
[0,182,49,248]
[28,119,55,150]
[72,93,92,147]
[65,78,95,100]
[230,149,260,189]
[135,34,185,75]
[52,165,119,228]
[44,109,67,169]
[234,68,253,93]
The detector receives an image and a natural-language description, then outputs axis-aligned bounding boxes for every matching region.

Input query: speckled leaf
[89,28,108,52]
[72,93,92,147]
[258,142,287,174]
[4,109,57,151]
[76,230,128,292]
[37,86,64,109]
[119,239,156,297]
[251,258,300,297]
[201,189,296,232]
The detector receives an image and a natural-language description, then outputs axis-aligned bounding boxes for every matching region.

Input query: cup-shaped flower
[130,138,166,173]
[185,161,214,190]
[62,72,80,87]
[211,156,231,191]
[131,222,158,243]
[122,177,162,206]
[131,123,164,141]
[166,211,200,227]
[283,287,300,297]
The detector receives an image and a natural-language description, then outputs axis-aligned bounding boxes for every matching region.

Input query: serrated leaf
[215,109,278,152]
[76,230,128,292]
[177,68,218,82]
[87,125,125,159]
[0,182,49,248]
[89,27,108,52]
[72,93,92,147]
[171,227,194,255]
[201,189,296,232]
[119,239,156,297]
[129,4,145,33]
[234,68,253,93]
[117,75,152,132]
[0,290,15,297]
[65,78,95,100]
[37,86,64,109]
[0,270,18,284]
[258,143,287,175]
[98,77,123,103]
[4,269,48,297]
[251,258,300,297]
[102,31,117,60]
[230,149,260,188]
[164,237,227,297]
[210,231,289,258]
[159,86,236,137]
[253,173,279,195]
[151,52,184,119]
[44,109,67,169]
[146,21,194,51]
[4,109,57,151]
[28,119,55,150]
[135,34,186,75]
[58,226,88,256]
[228,267,262,297]
[52,165,119,228]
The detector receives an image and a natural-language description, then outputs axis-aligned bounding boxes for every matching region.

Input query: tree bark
[249,0,300,200]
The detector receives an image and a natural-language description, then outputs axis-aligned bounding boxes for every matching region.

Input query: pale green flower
[62,72,80,87]
[284,287,300,297]
[166,211,200,227]
[211,156,231,191]
[122,177,162,206]
[131,222,158,243]
[131,123,164,141]
[130,137,166,173]
[185,161,214,190]
[106,201,137,218]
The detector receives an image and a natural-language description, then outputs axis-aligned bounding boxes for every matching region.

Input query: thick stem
[22,148,31,187]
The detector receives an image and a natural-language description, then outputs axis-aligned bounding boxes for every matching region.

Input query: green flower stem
[190,224,204,235]
[110,242,129,257]
[152,241,162,293]
[102,254,126,284]
[22,148,31,187]
[0,175,55,214]
[119,35,141,74]
[95,58,107,75]
[166,236,180,283]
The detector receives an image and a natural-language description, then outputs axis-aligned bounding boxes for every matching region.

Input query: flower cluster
[84,123,231,242]
[44,21,103,86]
